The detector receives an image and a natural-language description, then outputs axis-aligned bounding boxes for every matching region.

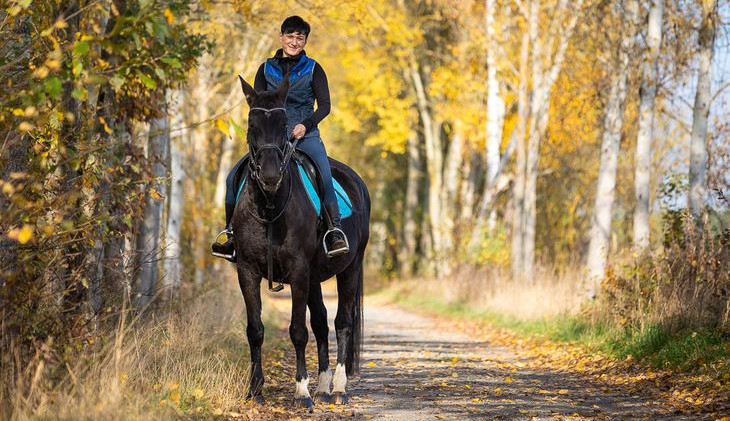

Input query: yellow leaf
[32,66,49,78]
[367,361,376,367]
[18,122,34,132]
[164,8,174,24]
[215,118,230,137]
[9,225,34,244]
[504,377,513,384]
[192,388,204,399]
[169,390,181,404]
[45,59,61,70]
[149,188,164,200]
[166,381,179,391]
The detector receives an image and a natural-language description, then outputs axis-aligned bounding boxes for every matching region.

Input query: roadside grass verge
[5,280,287,420]
[378,279,730,374]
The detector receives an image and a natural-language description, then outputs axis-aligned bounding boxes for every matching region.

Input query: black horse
[233,75,370,409]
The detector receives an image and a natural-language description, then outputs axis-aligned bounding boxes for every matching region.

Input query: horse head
[238,75,291,193]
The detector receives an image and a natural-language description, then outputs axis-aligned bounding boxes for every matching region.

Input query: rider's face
[280,31,307,57]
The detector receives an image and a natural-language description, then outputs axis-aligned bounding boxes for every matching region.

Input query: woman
[212,15,348,261]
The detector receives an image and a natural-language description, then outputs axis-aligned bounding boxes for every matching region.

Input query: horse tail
[348,260,364,376]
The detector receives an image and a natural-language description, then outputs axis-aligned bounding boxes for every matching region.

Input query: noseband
[247,107,297,192]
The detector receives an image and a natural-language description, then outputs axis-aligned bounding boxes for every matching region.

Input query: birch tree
[469,0,506,252]
[633,0,664,251]
[398,134,422,277]
[586,0,638,291]
[164,90,185,296]
[517,0,584,279]
[688,0,718,220]
[135,106,171,310]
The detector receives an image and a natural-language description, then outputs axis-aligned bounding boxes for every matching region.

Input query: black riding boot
[323,202,349,257]
[211,203,236,262]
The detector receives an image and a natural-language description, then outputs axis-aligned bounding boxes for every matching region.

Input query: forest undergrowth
[1,280,284,421]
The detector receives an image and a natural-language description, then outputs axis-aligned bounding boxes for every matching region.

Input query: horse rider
[212,15,349,261]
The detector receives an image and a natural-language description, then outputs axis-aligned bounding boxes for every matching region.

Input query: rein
[245,106,299,293]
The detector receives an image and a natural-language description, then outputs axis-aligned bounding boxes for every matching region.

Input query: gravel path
[261,292,694,420]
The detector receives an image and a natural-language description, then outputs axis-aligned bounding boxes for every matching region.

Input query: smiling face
[280,31,307,57]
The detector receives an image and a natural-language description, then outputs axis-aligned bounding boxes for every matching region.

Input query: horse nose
[259,154,282,189]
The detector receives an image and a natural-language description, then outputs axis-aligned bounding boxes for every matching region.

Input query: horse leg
[332,257,363,405]
[290,277,314,410]
[308,281,332,404]
[238,266,265,403]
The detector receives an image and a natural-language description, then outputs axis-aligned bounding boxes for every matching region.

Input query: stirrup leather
[211,228,236,260]
[323,227,349,258]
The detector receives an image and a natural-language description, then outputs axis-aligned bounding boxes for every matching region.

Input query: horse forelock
[250,91,284,110]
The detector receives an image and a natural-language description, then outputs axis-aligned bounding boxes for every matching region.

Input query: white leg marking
[294,377,311,399]
[315,369,333,395]
[332,363,347,393]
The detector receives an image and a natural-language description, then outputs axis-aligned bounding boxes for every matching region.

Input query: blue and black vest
[263,53,320,141]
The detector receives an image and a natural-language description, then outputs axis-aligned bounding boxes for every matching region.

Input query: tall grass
[2,281,259,420]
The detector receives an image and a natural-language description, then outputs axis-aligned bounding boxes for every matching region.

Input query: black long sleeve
[252,61,330,132]
[254,63,266,91]
[301,63,330,132]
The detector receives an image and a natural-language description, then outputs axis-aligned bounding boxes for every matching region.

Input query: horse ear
[238,75,256,105]
[276,74,289,104]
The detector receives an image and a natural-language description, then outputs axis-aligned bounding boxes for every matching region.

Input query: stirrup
[211,229,236,260]
[323,227,349,258]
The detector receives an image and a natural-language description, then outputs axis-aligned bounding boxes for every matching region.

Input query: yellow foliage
[8,224,34,244]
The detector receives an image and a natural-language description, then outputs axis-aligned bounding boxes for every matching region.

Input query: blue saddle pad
[234,163,353,219]
[297,163,353,219]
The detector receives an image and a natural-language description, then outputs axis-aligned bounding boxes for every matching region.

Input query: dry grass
[379,265,586,320]
[601,214,730,333]
[5,280,260,421]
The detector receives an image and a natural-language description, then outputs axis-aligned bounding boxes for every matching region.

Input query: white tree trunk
[521,0,583,280]
[192,54,213,286]
[633,0,664,251]
[586,0,636,291]
[511,30,530,280]
[688,0,717,219]
[484,0,504,234]
[442,120,464,263]
[399,134,421,277]
[470,0,506,248]
[135,107,170,310]
[164,89,185,295]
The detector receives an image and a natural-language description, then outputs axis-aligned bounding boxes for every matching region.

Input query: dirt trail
[260,292,699,420]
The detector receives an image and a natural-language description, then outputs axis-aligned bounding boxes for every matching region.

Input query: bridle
[245,106,299,293]
[247,107,298,196]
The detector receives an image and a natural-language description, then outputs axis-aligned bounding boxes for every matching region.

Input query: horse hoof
[295,397,314,412]
[332,392,349,405]
[313,392,331,404]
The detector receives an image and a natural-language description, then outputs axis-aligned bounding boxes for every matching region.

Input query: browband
[249,107,286,114]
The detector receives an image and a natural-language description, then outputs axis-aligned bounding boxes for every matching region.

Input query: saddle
[233,151,353,219]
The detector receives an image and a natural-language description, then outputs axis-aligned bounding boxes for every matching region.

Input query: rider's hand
[292,124,306,140]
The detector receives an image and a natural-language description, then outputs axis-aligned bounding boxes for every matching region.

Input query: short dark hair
[280,15,310,37]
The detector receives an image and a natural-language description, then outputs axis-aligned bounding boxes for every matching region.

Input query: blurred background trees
[1,0,729,414]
